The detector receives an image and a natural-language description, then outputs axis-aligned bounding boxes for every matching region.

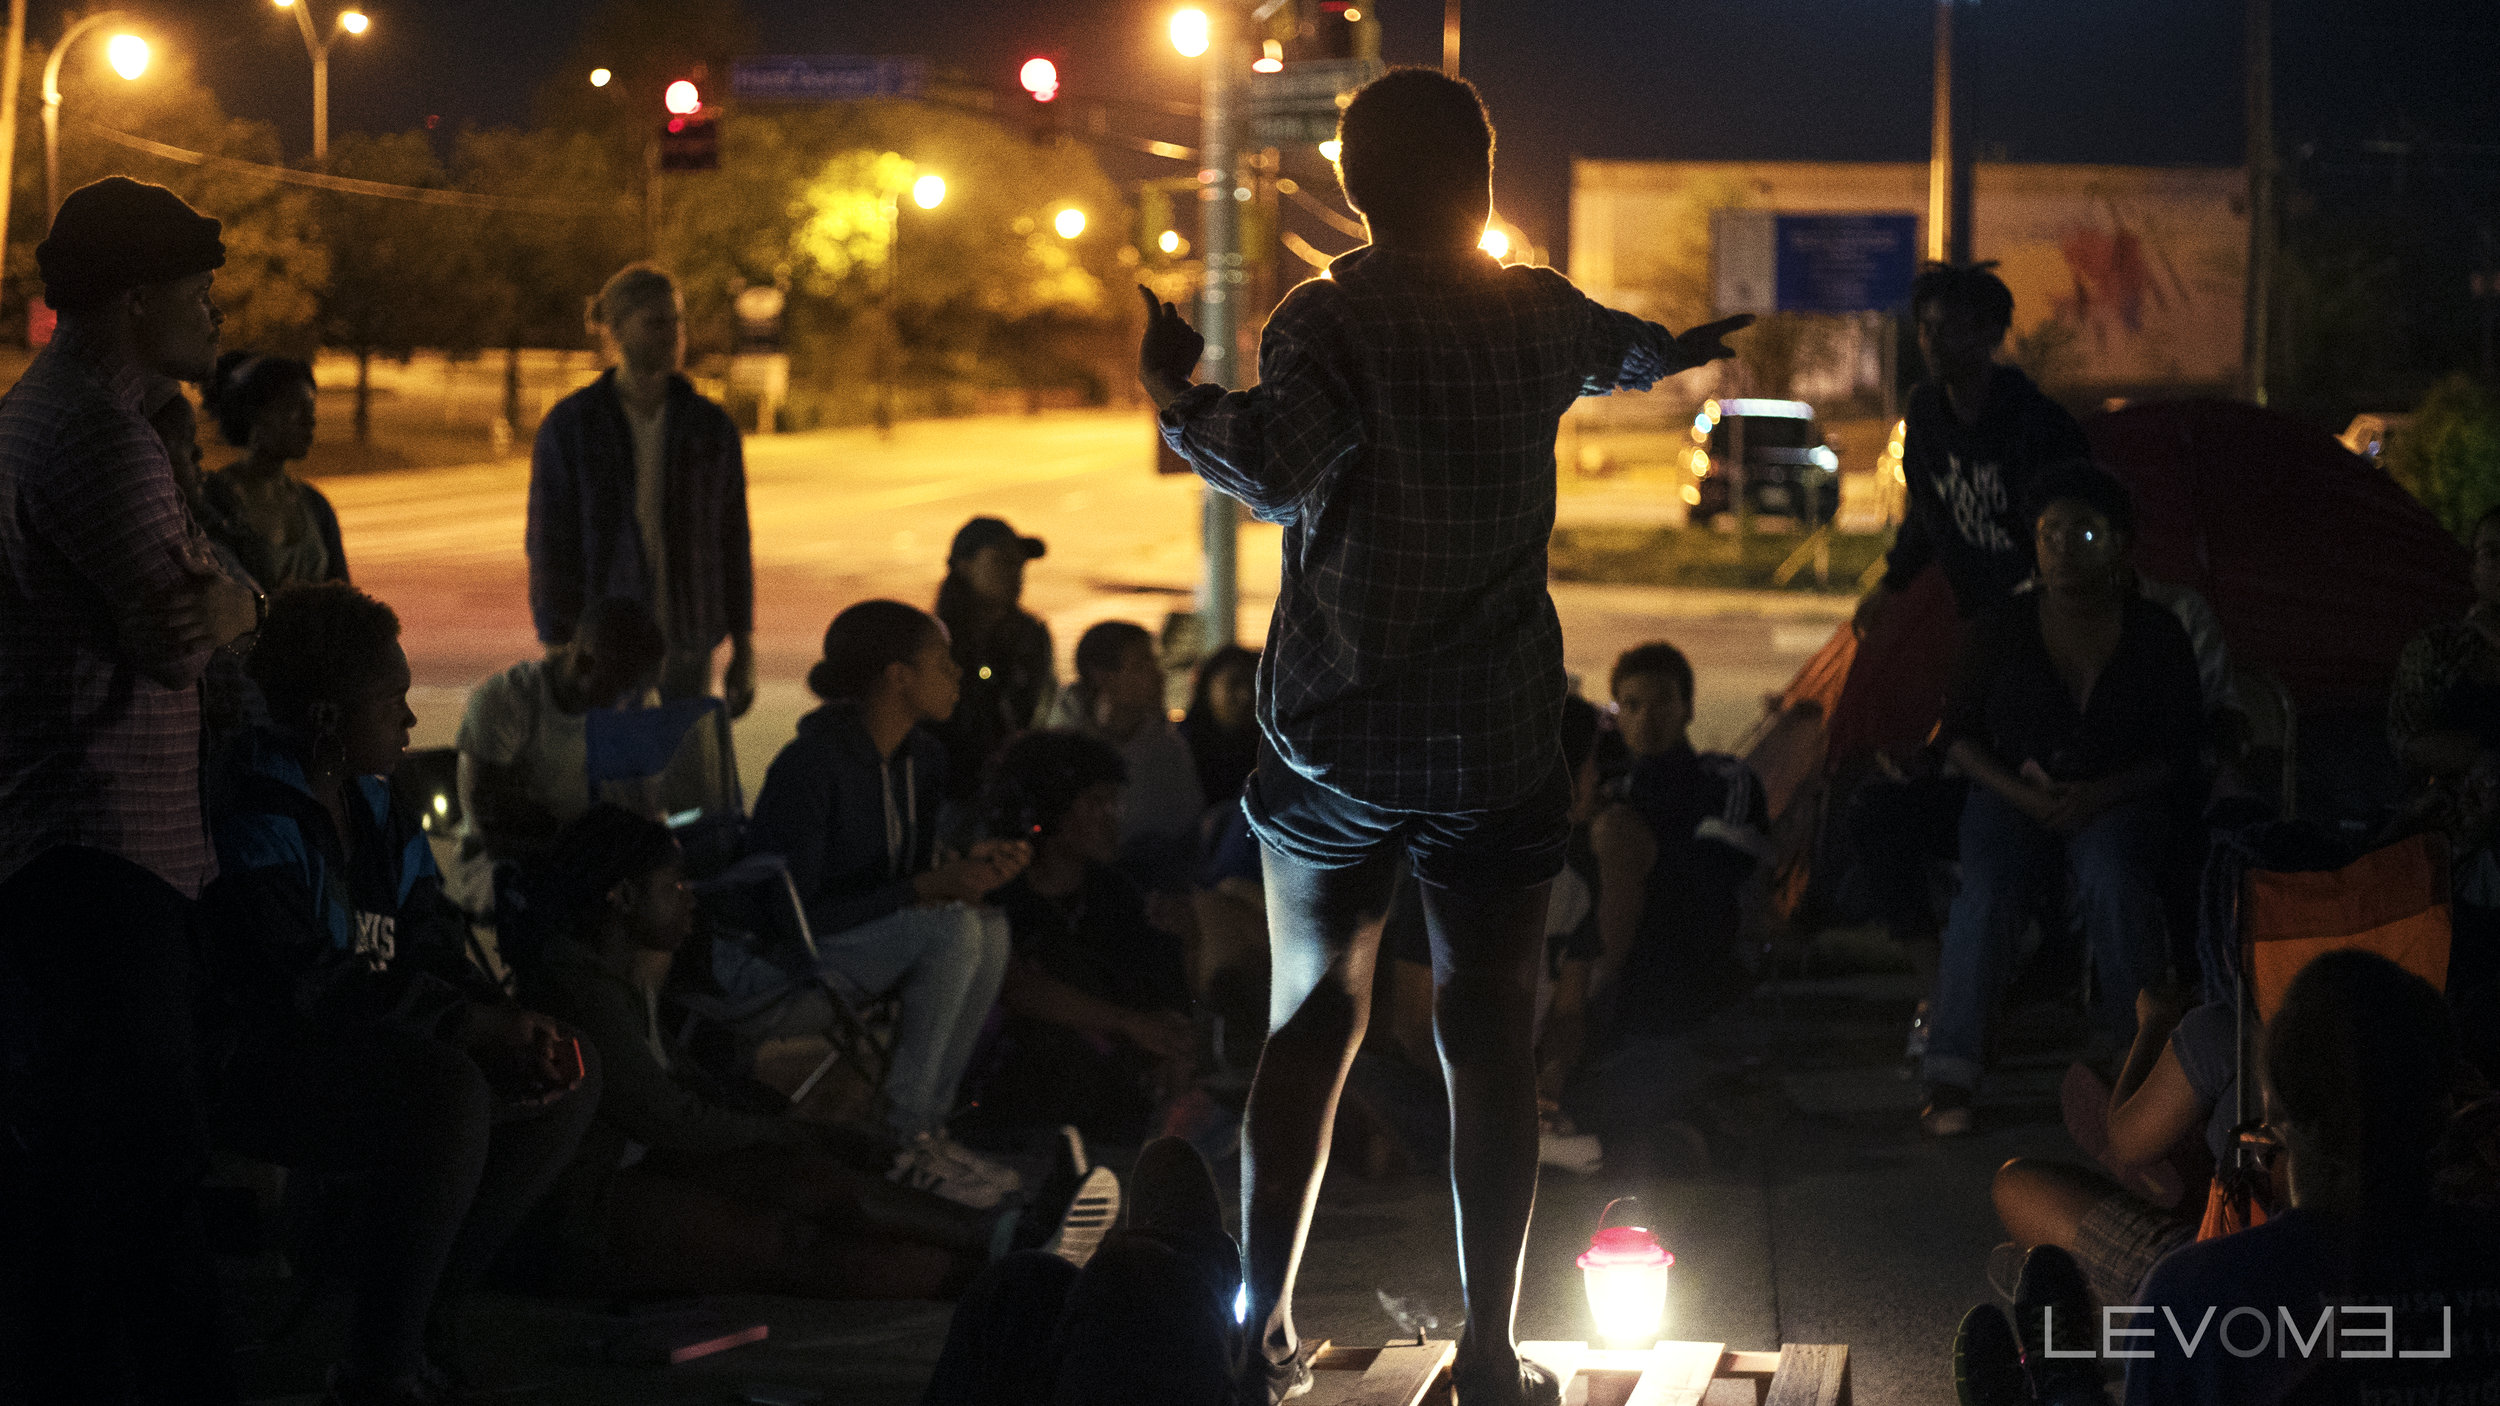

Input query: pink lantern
[1578,1198,1672,1346]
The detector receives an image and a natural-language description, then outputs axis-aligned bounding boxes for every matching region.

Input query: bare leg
[1239,847,1400,1375]
[1420,878,1553,1399]
[1991,1157,2123,1251]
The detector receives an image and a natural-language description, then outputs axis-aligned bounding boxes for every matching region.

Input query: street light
[1053,207,1086,239]
[43,12,149,224]
[273,1,369,163]
[1170,7,1210,58]
[911,173,946,210]
[1478,225,1509,261]
[589,67,611,88]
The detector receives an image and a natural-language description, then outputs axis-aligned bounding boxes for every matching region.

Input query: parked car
[2338,412,2411,469]
[1686,398,1840,527]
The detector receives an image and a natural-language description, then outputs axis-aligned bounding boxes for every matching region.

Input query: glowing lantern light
[1578,1199,1671,1347]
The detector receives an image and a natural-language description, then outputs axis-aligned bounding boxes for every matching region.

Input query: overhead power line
[79,122,613,215]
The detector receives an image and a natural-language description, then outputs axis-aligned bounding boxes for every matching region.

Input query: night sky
[38,0,2500,261]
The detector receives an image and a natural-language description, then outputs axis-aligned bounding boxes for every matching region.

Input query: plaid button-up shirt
[1160,246,1702,813]
[0,342,218,896]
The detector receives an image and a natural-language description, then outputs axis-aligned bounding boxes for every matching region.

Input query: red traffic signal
[664,79,701,115]
[659,113,717,170]
[1019,57,1058,102]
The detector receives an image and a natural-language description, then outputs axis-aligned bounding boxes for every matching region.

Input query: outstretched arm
[1138,284,1364,521]
[1139,285,1207,412]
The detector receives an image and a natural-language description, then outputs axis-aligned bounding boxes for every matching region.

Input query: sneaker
[1236,1339,1317,1406]
[1450,1351,1562,1406]
[891,1134,1009,1209]
[1042,1166,1121,1268]
[926,1131,1025,1196]
[1920,1082,1975,1138]
[1128,1135,1225,1239]
[2011,1245,2103,1405]
[1951,1303,2029,1406]
[1903,999,1933,1072]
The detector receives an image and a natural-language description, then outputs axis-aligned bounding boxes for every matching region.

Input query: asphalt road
[327,408,1858,797]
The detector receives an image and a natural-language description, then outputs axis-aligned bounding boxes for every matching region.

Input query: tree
[316,132,476,444]
[2388,372,2500,542]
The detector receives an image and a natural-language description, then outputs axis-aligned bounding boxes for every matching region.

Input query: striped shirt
[0,342,217,896]
[1159,245,1703,813]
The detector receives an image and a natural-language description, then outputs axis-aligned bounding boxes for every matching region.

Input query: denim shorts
[1242,737,1569,892]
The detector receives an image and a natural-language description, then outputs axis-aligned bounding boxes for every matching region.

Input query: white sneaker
[890,1134,1008,1209]
[926,1131,1025,1196]
[1043,1166,1121,1268]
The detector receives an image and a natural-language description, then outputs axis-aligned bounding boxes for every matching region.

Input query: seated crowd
[9,177,2498,1406]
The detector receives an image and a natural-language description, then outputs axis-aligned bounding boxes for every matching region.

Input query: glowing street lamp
[1170,7,1210,58]
[589,68,612,88]
[1478,225,1511,261]
[1158,229,1183,255]
[1053,207,1086,240]
[1578,1199,1672,1348]
[42,12,151,223]
[912,173,947,210]
[273,0,371,162]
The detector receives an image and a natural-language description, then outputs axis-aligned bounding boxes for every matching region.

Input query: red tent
[1770,399,2475,775]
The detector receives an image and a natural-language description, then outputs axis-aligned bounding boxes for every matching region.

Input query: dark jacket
[931,605,1055,800]
[202,728,498,1046]
[1879,365,2091,616]
[1942,592,2205,790]
[1611,744,1771,1039]
[526,369,753,651]
[747,700,949,938]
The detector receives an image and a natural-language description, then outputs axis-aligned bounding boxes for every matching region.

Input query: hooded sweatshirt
[746,699,950,938]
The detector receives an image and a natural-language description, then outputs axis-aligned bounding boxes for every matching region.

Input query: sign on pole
[1243,58,1380,147]
[1713,211,1919,316]
[730,56,927,103]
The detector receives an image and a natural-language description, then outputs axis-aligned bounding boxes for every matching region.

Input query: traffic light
[1019,58,1059,102]
[659,80,716,171]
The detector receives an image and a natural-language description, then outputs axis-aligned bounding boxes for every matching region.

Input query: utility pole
[1443,0,1459,77]
[1196,9,1245,650]
[2242,0,2275,406]
[0,0,24,298]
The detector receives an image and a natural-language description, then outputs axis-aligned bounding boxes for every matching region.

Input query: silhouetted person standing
[0,177,258,1406]
[1142,70,1745,1406]
[529,264,757,716]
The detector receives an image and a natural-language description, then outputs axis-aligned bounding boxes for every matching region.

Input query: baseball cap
[949,516,1047,565]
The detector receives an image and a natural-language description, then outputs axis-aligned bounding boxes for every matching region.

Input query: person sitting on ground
[451,595,669,912]
[1353,695,1609,1175]
[2390,504,2500,1079]
[203,582,597,1405]
[1917,464,2205,1138]
[1988,979,2246,1310]
[747,599,1029,1206]
[202,350,347,591]
[1582,644,1768,1163]
[923,1137,1235,1406]
[931,516,1058,801]
[524,804,1067,1301]
[969,730,1200,1145]
[2120,951,2500,1406]
[1180,643,1261,810]
[1047,620,1207,890]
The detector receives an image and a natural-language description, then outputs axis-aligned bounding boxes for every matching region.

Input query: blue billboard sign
[1773,214,1919,313]
[731,56,927,103]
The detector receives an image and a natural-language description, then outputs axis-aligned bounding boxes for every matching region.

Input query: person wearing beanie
[0,176,260,1404]
[521,805,1039,1301]
[526,263,756,719]
[747,600,1030,1208]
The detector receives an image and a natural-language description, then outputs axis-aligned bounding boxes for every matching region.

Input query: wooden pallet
[1302,1339,1849,1406]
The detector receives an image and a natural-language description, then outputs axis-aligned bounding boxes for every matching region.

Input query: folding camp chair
[583,696,747,878]
[2200,829,2452,1238]
[675,852,899,1121]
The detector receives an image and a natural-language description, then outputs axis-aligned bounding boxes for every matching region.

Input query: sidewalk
[225,959,2085,1405]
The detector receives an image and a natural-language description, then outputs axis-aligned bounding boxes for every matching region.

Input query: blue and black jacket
[203,728,500,1044]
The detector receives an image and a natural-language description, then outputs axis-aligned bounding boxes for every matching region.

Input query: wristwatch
[221,585,267,658]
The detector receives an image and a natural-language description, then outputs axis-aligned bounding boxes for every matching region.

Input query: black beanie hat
[37,177,225,313]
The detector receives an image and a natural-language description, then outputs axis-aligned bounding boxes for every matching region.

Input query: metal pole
[1926,0,1953,263]
[312,42,327,163]
[1442,0,1460,77]
[0,0,27,293]
[1196,12,1242,649]
[2242,0,2274,405]
[41,87,56,226]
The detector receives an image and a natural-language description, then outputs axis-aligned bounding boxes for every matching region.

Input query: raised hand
[1137,284,1207,404]
[1671,314,1753,371]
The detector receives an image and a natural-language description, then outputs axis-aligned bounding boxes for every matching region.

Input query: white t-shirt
[626,398,668,641]
[455,659,662,862]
